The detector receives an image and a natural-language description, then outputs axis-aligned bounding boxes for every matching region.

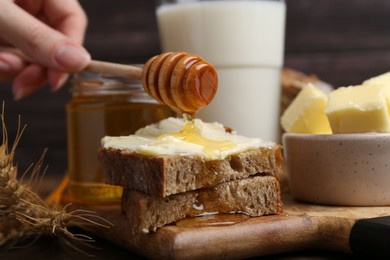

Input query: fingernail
[51,73,69,92]
[0,60,11,71]
[13,88,26,101]
[54,43,90,71]
[13,87,37,101]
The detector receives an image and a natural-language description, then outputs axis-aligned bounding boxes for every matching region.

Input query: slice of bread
[122,175,282,234]
[98,145,283,197]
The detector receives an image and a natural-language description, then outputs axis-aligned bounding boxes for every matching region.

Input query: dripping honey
[175,213,250,228]
[158,114,235,157]
[67,72,175,204]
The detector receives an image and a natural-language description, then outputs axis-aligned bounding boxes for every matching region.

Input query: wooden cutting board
[75,194,390,259]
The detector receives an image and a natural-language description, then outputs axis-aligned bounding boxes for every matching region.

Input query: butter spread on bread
[102,117,274,160]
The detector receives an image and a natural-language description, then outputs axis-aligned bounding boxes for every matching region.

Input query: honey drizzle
[175,214,250,228]
[158,113,235,157]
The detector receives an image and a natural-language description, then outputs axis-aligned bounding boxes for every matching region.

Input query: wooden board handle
[350,215,390,257]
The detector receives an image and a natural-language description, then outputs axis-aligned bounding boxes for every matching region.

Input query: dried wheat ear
[0,104,112,256]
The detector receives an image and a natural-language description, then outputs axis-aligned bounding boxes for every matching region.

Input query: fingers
[0,48,69,96]
[0,51,27,81]
[47,69,69,92]
[0,0,89,99]
[14,0,87,44]
[0,1,90,73]
[0,51,69,99]
[43,0,88,43]
[12,64,47,100]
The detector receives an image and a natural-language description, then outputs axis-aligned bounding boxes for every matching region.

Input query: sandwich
[98,117,283,233]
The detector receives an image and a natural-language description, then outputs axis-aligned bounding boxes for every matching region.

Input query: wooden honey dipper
[86,52,218,115]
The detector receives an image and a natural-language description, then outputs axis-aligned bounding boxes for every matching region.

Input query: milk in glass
[156,0,286,141]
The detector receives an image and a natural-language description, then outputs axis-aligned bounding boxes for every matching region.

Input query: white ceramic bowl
[283,133,390,206]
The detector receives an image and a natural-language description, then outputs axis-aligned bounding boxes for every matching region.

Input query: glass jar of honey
[66,71,175,204]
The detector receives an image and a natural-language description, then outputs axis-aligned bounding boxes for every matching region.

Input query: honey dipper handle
[0,46,144,79]
[85,60,143,80]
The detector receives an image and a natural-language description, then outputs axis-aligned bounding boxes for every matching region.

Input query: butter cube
[281,83,332,134]
[325,84,390,133]
[363,71,390,86]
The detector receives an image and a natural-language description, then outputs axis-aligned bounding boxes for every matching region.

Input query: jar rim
[72,71,143,90]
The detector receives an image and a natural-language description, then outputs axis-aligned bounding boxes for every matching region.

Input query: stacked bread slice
[98,118,283,233]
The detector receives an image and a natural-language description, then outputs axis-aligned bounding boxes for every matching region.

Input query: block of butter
[281,83,332,134]
[325,84,390,133]
[363,71,390,86]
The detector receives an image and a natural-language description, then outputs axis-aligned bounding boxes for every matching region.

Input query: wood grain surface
[1,0,390,201]
[72,193,390,259]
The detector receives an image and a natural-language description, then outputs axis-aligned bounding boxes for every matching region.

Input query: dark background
[1,0,390,177]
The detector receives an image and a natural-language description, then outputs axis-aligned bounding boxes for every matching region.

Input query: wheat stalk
[0,104,112,255]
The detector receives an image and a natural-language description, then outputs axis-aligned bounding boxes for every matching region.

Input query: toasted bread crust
[98,145,283,197]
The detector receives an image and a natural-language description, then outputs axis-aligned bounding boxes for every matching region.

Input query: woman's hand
[0,0,91,100]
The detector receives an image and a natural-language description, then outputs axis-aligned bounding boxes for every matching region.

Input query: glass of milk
[156,0,286,142]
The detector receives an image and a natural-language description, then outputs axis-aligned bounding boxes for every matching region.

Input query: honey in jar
[66,71,175,204]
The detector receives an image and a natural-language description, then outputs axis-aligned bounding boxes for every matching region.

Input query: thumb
[0,1,90,72]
